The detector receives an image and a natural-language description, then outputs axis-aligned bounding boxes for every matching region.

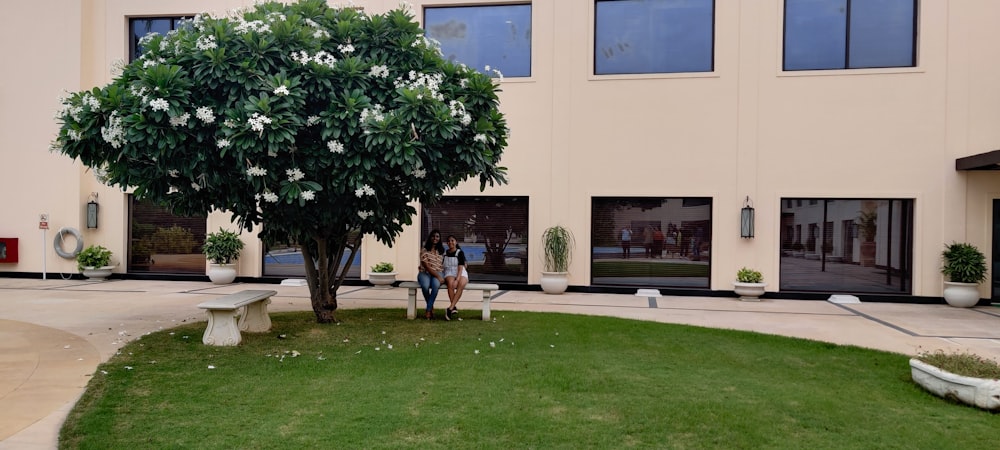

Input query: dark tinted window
[780,198,913,293]
[421,196,529,284]
[592,197,712,288]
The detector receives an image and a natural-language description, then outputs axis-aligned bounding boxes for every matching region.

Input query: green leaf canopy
[52,0,509,322]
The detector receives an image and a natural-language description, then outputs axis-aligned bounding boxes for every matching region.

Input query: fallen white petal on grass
[489,342,496,348]
[355,350,362,354]
[291,350,300,357]
[387,344,393,350]
[207,365,216,369]
[474,350,480,355]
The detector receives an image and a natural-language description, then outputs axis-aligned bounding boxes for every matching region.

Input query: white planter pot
[733,282,766,301]
[540,272,569,294]
[207,264,237,285]
[368,272,397,289]
[910,358,1000,410]
[942,281,981,308]
[81,265,115,281]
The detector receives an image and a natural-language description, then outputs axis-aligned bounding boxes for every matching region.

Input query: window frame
[782,0,918,72]
[422,3,533,78]
[778,197,914,294]
[593,0,716,76]
[128,16,191,62]
[590,196,713,289]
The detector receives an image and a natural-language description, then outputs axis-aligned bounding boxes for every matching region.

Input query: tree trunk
[301,238,337,323]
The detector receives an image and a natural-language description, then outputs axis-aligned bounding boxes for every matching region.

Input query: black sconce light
[740,196,754,239]
[86,192,99,229]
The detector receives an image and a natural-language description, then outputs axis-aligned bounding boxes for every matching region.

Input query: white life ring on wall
[54,227,84,259]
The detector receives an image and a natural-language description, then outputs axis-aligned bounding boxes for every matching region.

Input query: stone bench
[398,281,500,321]
[197,290,276,346]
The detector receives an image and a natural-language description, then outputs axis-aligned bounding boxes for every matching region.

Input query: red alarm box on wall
[0,238,18,263]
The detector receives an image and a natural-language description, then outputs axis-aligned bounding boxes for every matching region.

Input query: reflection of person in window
[652,226,665,259]
[643,225,653,258]
[620,227,632,259]
[443,235,468,320]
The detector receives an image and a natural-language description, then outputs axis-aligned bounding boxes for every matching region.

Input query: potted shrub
[733,267,766,301]
[203,228,245,284]
[940,242,987,307]
[910,350,1000,411]
[77,244,114,280]
[856,210,877,267]
[540,225,574,294]
[368,261,397,289]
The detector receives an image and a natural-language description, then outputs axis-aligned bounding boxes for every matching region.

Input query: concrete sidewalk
[2,278,1000,449]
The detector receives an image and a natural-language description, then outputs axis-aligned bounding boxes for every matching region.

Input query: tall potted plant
[203,228,245,284]
[540,225,574,294]
[941,242,987,307]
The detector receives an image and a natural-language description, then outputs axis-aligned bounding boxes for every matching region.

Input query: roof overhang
[956,149,1000,170]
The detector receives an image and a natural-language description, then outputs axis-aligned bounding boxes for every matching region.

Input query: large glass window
[129,17,190,61]
[128,196,206,274]
[783,0,917,71]
[591,197,712,288]
[779,198,913,294]
[262,240,361,279]
[127,19,203,276]
[594,0,715,75]
[421,196,529,284]
[424,4,532,77]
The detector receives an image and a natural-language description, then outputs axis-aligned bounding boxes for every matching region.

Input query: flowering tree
[51,0,508,323]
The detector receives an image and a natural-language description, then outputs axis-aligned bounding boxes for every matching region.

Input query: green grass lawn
[592,260,710,278]
[61,310,998,449]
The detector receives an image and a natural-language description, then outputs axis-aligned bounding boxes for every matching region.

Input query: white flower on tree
[51,0,509,324]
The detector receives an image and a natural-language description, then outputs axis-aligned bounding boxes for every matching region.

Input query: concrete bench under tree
[398,281,500,321]
[197,290,277,346]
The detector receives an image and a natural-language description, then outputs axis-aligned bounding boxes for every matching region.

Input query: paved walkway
[2,278,1000,449]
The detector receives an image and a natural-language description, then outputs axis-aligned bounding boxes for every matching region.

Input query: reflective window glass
[420,196,529,284]
[424,4,532,77]
[592,197,712,288]
[595,0,715,75]
[783,0,916,71]
[779,198,913,293]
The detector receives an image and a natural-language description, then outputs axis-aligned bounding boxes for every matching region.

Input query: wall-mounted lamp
[740,196,754,239]
[86,192,99,229]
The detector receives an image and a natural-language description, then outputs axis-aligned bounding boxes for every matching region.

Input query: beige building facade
[3,0,1000,301]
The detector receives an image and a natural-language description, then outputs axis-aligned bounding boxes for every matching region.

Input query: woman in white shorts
[442,235,468,320]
